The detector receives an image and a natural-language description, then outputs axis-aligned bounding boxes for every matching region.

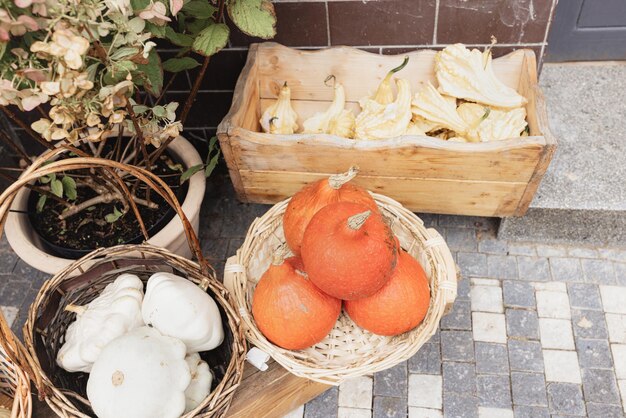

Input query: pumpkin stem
[271,244,289,265]
[65,304,86,316]
[347,210,372,230]
[328,166,359,189]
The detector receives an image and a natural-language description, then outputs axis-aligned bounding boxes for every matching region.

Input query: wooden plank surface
[239,170,526,217]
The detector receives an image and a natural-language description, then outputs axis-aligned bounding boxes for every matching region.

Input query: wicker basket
[224,193,458,385]
[0,149,246,417]
[0,322,32,418]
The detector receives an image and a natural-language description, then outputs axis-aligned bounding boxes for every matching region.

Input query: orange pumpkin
[344,249,430,336]
[301,201,397,300]
[283,167,378,256]
[252,256,341,350]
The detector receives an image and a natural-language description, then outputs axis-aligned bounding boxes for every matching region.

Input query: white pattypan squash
[142,272,224,353]
[260,82,299,134]
[303,81,355,138]
[56,273,144,373]
[404,122,426,136]
[184,353,213,413]
[373,56,409,105]
[355,78,412,140]
[435,43,527,109]
[458,102,527,142]
[411,82,468,135]
[87,326,190,418]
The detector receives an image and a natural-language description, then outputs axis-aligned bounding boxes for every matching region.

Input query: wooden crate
[217,42,556,217]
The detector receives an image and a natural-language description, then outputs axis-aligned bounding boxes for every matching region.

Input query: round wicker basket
[224,193,458,385]
[0,326,32,418]
[0,150,246,417]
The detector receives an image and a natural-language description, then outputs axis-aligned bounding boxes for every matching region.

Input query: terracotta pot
[4,135,206,275]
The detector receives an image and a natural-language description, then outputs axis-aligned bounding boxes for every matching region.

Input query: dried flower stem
[0,170,71,207]
[58,191,157,220]
[1,107,54,150]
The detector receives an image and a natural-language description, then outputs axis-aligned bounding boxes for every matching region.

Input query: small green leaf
[228,0,277,39]
[180,164,203,184]
[146,22,167,37]
[39,173,55,184]
[164,27,194,47]
[61,176,77,200]
[168,162,184,172]
[204,145,220,178]
[104,60,137,84]
[36,194,47,213]
[135,50,163,97]
[192,22,229,57]
[110,47,140,60]
[152,105,167,117]
[0,42,6,61]
[162,57,201,72]
[182,0,217,19]
[130,0,151,11]
[105,207,124,223]
[187,18,210,35]
[133,104,150,114]
[50,178,63,198]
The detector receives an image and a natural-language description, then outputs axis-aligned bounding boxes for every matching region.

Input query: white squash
[0,406,11,418]
[184,353,213,413]
[87,326,190,418]
[57,274,144,373]
[142,272,224,353]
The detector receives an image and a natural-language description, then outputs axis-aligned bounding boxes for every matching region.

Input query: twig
[125,102,150,162]
[1,106,54,150]
[58,190,158,220]
[0,170,71,207]
[0,129,30,161]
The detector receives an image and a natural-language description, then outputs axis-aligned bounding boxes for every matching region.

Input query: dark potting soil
[28,153,188,254]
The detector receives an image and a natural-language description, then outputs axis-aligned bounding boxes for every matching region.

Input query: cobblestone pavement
[1,178,626,418]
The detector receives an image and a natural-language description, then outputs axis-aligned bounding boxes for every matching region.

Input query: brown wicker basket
[0,149,246,417]
[225,193,459,385]
[0,320,32,418]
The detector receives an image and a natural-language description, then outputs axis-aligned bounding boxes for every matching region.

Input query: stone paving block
[508,340,544,373]
[517,257,550,282]
[456,277,470,300]
[567,283,602,310]
[220,200,268,238]
[441,331,474,362]
[539,318,575,350]
[339,376,373,409]
[443,362,475,395]
[606,313,626,343]
[536,290,571,319]
[457,253,487,278]
[512,405,550,418]
[611,344,626,379]
[472,312,506,344]
[470,278,500,286]
[511,372,548,407]
[506,243,536,256]
[477,407,513,418]
[438,215,493,230]
[600,285,626,314]
[226,238,244,257]
[571,309,608,339]
[408,407,442,418]
[486,255,518,280]
[470,285,503,313]
[582,258,617,285]
[549,257,584,282]
[443,392,478,418]
[618,380,626,413]
[476,374,511,408]
[536,245,567,257]
[615,262,626,286]
[599,248,626,263]
[408,375,442,409]
[0,277,29,308]
[372,396,406,418]
[409,343,441,375]
[543,350,582,384]
[506,309,540,340]
[374,362,407,398]
[502,281,535,308]
[305,387,338,418]
[475,342,508,375]
[337,407,370,418]
[546,382,586,416]
[585,403,624,418]
[283,405,304,418]
[0,306,17,327]
[532,281,566,292]
[577,338,613,369]
[445,228,477,252]
[581,368,621,405]
[477,239,508,255]
[0,250,18,275]
[440,300,471,331]
[568,247,599,259]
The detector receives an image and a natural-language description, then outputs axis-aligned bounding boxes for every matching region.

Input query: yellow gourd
[373,56,409,104]
[411,82,469,136]
[355,78,412,140]
[303,77,355,138]
[260,83,299,134]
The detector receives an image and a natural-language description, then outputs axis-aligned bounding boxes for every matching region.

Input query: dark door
[546,0,626,61]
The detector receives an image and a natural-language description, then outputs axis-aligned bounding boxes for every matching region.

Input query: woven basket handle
[425,227,459,315]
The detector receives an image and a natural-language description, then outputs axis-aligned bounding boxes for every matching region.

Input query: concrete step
[499,62,626,246]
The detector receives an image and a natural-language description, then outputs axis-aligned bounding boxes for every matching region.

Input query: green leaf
[36,194,47,213]
[180,164,203,184]
[146,22,167,38]
[162,57,201,72]
[39,173,55,184]
[105,207,124,223]
[136,50,163,97]
[86,63,100,82]
[110,47,140,60]
[164,27,194,47]
[152,105,167,117]
[192,22,229,57]
[187,18,210,35]
[61,176,77,200]
[50,179,63,198]
[133,104,150,114]
[228,0,276,39]
[104,60,137,84]
[182,0,217,19]
[0,42,7,61]
[205,136,221,177]
[130,0,151,11]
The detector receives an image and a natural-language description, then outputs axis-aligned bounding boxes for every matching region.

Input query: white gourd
[184,353,213,413]
[259,83,299,134]
[0,406,10,418]
[355,78,412,140]
[142,272,224,353]
[411,82,469,135]
[457,102,527,142]
[302,82,355,138]
[56,273,144,373]
[87,326,190,418]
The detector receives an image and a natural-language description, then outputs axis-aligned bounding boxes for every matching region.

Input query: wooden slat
[228,130,545,183]
[238,170,527,217]
[255,43,526,101]
[226,361,330,418]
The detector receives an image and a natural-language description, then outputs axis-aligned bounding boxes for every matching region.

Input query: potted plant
[0,0,277,274]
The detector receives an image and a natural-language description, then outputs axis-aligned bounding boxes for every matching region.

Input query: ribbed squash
[252,256,341,350]
[301,202,397,300]
[283,167,378,256]
[344,249,430,336]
